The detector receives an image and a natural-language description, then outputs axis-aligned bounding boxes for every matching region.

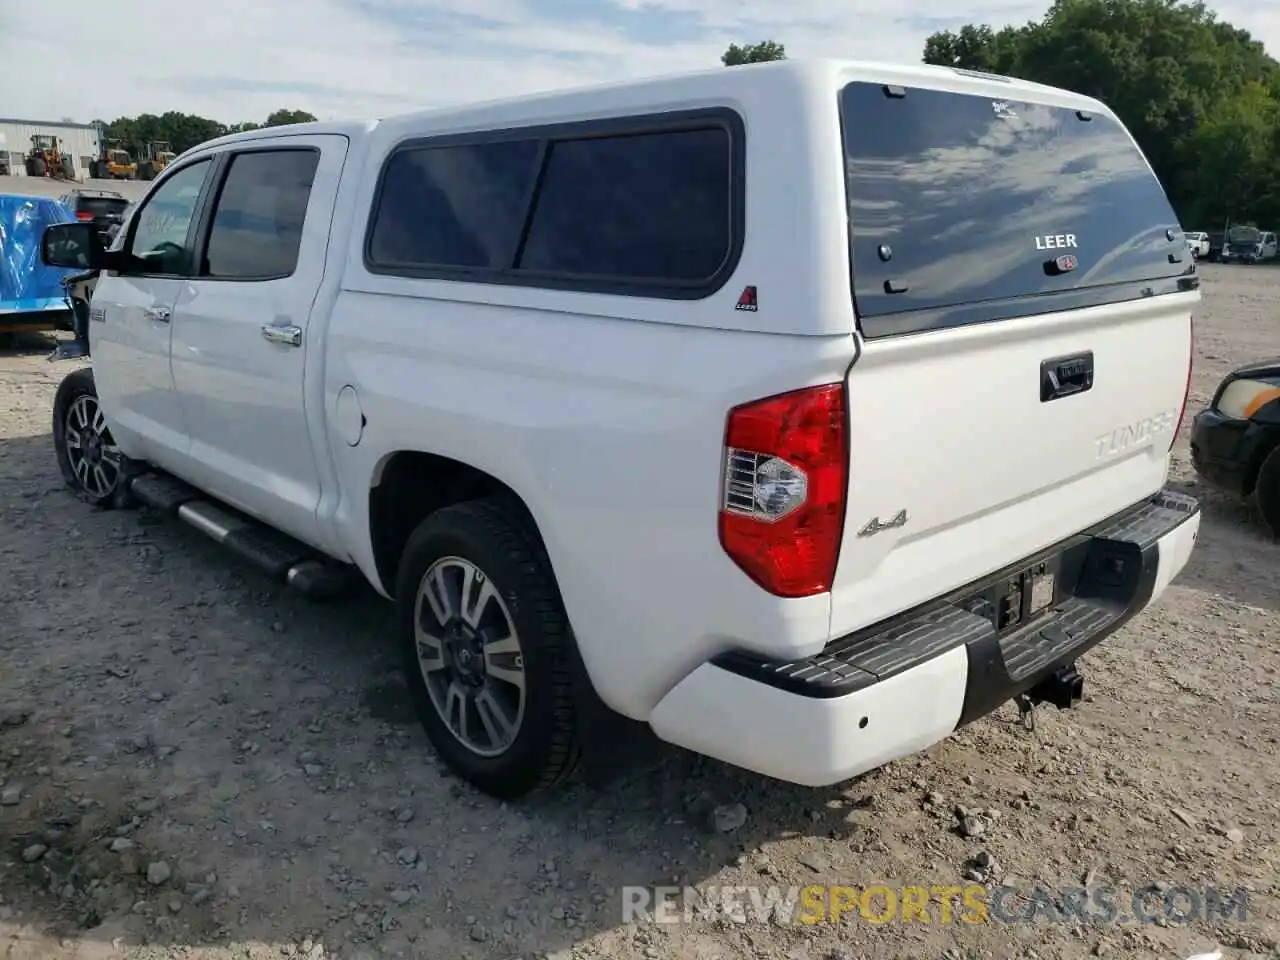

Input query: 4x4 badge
[857,509,908,537]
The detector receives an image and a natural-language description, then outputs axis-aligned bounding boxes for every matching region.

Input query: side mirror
[41,221,108,270]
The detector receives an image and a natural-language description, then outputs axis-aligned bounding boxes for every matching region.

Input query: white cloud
[0,0,1276,125]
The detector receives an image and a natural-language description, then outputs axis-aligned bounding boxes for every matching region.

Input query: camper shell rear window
[840,81,1194,338]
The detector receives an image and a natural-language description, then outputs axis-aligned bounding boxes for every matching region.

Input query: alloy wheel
[64,394,121,500]
[413,556,527,758]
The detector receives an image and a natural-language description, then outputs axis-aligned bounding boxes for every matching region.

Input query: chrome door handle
[261,324,302,347]
[143,305,170,323]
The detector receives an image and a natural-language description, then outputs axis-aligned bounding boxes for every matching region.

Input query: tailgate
[828,77,1196,636]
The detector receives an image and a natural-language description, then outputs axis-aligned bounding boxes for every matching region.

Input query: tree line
[91,109,318,157]
[723,0,1280,229]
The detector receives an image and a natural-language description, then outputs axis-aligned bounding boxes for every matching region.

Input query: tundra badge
[858,509,908,537]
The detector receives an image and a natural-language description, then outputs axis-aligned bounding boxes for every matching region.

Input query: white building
[0,118,102,179]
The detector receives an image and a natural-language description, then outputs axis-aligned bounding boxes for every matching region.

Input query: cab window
[127,160,212,275]
[201,149,319,280]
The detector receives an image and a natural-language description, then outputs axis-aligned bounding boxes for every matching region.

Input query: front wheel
[52,368,134,508]
[395,498,582,799]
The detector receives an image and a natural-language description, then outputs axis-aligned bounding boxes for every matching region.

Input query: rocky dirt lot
[0,264,1276,960]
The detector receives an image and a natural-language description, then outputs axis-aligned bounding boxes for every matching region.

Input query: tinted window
[129,159,211,275]
[203,150,319,279]
[367,139,540,270]
[518,128,730,282]
[80,197,128,217]
[841,82,1185,330]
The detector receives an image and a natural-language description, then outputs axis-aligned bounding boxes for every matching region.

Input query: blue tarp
[0,193,76,315]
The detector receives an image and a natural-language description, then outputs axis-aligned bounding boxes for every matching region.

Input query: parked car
[1220,226,1280,263]
[1190,358,1280,537]
[57,189,130,244]
[1184,231,1210,259]
[1257,231,1279,262]
[1206,231,1226,262]
[38,59,1201,800]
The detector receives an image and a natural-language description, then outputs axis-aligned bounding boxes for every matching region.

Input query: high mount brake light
[718,384,848,598]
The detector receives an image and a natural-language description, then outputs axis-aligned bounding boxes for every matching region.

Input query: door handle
[261,324,302,347]
[143,305,170,323]
[1040,351,1094,402]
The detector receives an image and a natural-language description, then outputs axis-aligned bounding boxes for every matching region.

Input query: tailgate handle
[1040,351,1094,402]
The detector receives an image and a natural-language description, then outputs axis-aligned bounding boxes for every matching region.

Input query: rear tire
[395,497,582,799]
[52,368,137,509]
[1253,444,1280,538]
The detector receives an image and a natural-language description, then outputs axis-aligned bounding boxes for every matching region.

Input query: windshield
[839,82,1186,337]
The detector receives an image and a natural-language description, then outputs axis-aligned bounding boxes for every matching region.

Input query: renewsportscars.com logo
[621,883,1249,927]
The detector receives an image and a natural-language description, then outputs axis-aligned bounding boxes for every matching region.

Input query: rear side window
[202,149,319,279]
[364,110,742,298]
[520,129,731,281]
[840,82,1189,337]
[366,140,541,270]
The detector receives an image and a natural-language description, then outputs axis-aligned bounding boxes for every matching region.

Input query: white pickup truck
[40,59,1201,800]
[1183,231,1209,259]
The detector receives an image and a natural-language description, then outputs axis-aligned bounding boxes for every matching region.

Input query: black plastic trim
[711,489,1199,714]
[856,275,1198,340]
[130,473,202,513]
[361,107,747,301]
[1040,350,1095,403]
[1190,407,1280,497]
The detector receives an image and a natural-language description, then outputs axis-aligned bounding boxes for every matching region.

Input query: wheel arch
[367,450,548,600]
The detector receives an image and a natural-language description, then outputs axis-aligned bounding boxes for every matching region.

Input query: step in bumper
[648,489,1200,787]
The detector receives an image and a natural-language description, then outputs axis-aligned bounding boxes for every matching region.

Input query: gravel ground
[0,264,1276,960]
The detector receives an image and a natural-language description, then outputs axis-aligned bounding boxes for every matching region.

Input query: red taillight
[1171,315,1194,450]
[718,384,848,598]
[76,211,94,220]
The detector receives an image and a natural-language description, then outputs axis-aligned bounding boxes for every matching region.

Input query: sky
[2,0,1278,126]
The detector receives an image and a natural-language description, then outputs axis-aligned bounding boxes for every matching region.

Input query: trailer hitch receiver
[1025,664,1084,710]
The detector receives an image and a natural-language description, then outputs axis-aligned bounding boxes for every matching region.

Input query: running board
[128,472,357,601]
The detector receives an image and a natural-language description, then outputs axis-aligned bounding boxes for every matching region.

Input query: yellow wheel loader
[89,139,137,180]
[137,142,177,181]
[24,135,76,179]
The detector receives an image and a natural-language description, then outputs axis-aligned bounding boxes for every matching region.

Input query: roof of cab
[182,117,378,156]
